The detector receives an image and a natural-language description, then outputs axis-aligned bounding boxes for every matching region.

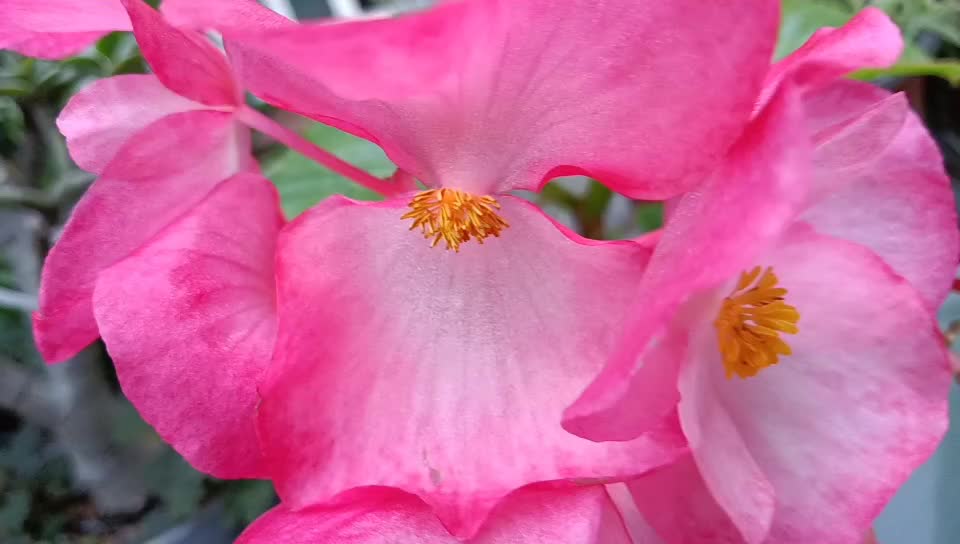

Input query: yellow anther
[401,188,509,252]
[714,266,800,379]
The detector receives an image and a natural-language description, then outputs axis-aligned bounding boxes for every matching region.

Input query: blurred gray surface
[876,292,960,544]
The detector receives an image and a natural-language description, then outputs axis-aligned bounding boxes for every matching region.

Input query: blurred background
[1,0,959,542]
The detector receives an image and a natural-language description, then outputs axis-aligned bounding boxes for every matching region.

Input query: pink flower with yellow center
[564,10,958,544]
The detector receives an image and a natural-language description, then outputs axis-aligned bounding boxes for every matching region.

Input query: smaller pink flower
[27,0,308,480]
[564,10,956,544]
[33,0,271,363]
[34,0,385,364]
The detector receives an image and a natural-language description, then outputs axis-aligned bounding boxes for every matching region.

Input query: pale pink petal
[677,324,774,544]
[802,82,958,311]
[760,8,902,108]
[237,486,632,544]
[58,75,208,174]
[800,78,893,137]
[804,86,911,176]
[563,83,811,442]
[162,0,292,30]
[228,0,779,198]
[0,0,129,59]
[679,225,950,544]
[1,31,113,59]
[237,491,454,544]
[605,483,667,544]
[627,455,745,544]
[92,174,281,478]
[34,111,247,363]
[259,196,685,538]
[474,485,633,544]
[121,0,239,107]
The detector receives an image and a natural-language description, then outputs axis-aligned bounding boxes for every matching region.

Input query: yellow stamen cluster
[714,266,800,379]
[402,188,509,251]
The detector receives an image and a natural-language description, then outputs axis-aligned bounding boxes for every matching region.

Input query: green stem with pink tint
[238,106,415,197]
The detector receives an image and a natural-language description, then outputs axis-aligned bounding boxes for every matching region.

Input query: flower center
[402,188,509,252]
[714,266,800,379]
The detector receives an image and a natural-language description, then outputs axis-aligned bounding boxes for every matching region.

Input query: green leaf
[265,123,390,218]
[582,182,613,220]
[60,55,111,79]
[777,0,854,59]
[635,203,664,233]
[0,78,30,98]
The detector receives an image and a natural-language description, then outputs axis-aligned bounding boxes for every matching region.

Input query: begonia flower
[564,10,956,544]
[223,0,780,537]
[33,0,406,363]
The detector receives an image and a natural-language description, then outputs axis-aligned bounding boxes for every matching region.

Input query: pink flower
[33,0,400,363]
[564,10,957,544]
[223,0,780,537]
[236,485,654,544]
[32,0,261,363]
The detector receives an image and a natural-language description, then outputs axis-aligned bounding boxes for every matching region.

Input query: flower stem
[238,106,411,197]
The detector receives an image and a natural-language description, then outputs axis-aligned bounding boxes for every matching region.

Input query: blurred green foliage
[266,124,385,218]
[780,0,960,83]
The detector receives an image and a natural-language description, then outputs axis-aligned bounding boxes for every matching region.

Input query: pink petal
[58,75,208,174]
[227,0,779,198]
[34,111,247,363]
[800,78,894,137]
[162,0,292,30]
[801,81,959,311]
[627,455,745,544]
[605,483,668,544]
[563,82,811,442]
[806,87,909,176]
[677,322,774,544]
[260,196,685,538]
[0,0,130,59]
[121,0,239,107]
[679,225,950,544]
[475,485,633,543]
[238,486,632,543]
[1,31,113,59]
[237,491,454,544]
[92,174,281,478]
[760,8,902,108]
